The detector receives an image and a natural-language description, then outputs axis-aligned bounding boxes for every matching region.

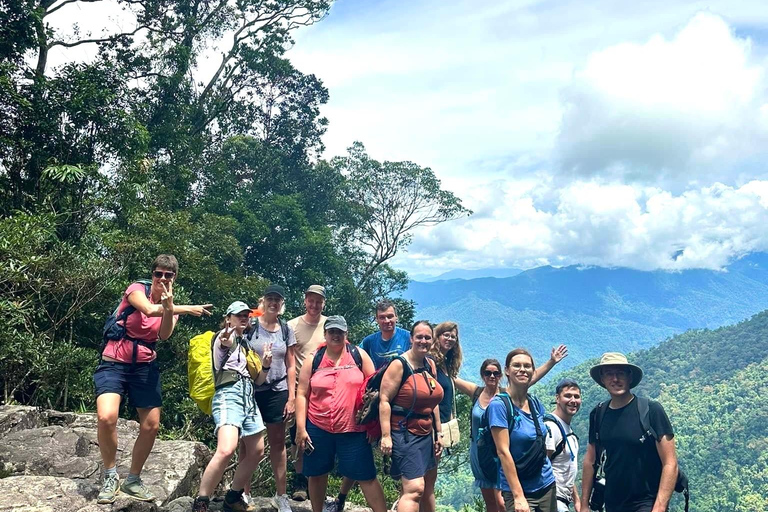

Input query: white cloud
[395,179,768,274]
[558,13,768,184]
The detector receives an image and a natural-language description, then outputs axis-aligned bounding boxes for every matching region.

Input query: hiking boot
[223,489,256,512]
[272,493,293,512]
[291,489,308,501]
[96,473,120,504]
[192,497,210,512]
[119,477,155,501]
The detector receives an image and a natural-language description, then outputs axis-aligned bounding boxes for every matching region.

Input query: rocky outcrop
[0,406,209,511]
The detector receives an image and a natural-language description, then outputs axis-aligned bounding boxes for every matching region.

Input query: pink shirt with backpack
[101,282,178,363]
[307,343,366,434]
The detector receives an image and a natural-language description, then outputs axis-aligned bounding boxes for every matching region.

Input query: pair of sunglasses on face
[152,271,176,279]
[483,370,502,378]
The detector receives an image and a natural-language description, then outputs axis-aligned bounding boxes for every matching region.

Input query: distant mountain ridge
[403,252,768,378]
[409,267,523,282]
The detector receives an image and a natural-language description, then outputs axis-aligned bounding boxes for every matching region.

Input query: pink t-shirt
[102,282,177,363]
[307,344,366,434]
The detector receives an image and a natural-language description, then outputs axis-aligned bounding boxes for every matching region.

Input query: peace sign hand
[160,281,174,313]
[220,326,236,348]
[262,342,273,368]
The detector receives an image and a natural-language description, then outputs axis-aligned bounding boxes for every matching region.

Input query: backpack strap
[544,414,568,460]
[592,400,608,478]
[311,343,363,375]
[248,318,289,342]
[527,395,544,439]
[471,386,484,406]
[636,396,658,440]
[497,393,515,430]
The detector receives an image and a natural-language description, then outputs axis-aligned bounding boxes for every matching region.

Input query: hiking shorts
[212,378,265,438]
[254,388,288,424]
[390,430,436,480]
[503,482,556,512]
[93,360,162,409]
[302,419,376,481]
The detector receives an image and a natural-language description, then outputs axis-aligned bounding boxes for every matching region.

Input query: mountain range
[402,252,768,378]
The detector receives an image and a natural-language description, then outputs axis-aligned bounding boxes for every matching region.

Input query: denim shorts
[302,419,376,481]
[212,378,266,438]
[93,360,162,409]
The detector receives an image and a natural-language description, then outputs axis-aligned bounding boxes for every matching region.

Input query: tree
[330,142,472,294]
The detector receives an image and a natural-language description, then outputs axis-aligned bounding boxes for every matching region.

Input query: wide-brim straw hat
[590,352,643,389]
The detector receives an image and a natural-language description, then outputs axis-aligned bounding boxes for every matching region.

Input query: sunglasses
[483,370,502,378]
[152,271,176,279]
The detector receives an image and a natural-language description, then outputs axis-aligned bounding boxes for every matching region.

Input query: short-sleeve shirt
[212,331,250,378]
[544,414,579,503]
[307,343,365,434]
[287,315,327,372]
[359,327,411,369]
[249,320,297,393]
[588,397,674,512]
[487,395,555,494]
[102,282,178,363]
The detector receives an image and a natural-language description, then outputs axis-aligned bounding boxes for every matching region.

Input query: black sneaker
[192,497,210,512]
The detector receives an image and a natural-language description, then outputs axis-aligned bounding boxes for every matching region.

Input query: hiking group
[95,254,685,512]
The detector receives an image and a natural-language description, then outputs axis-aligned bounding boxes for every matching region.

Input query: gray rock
[0,408,210,509]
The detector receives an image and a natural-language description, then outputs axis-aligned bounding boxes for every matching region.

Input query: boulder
[0,406,210,510]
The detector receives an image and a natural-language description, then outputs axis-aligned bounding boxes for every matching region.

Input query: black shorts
[93,360,162,409]
[254,388,288,424]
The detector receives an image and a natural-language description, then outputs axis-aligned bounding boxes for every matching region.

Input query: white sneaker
[242,493,252,505]
[272,493,292,512]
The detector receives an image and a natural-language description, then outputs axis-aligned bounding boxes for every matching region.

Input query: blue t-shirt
[358,327,411,369]
[487,394,555,494]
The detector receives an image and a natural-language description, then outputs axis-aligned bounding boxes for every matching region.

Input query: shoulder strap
[636,396,657,440]
[471,386,484,406]
[527,395,544,437]
[544,414,568,458]
[280,318,289,341]
[498,393,515,430]
[311,346,327,374]
[347,344,363,370]
[117,281,151,321]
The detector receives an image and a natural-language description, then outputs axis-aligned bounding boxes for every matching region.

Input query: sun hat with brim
[324,315,348,332]
[590,352,643,389]
[224,301,251,317]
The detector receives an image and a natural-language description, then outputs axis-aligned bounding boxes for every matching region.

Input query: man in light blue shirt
[359,299,412,369]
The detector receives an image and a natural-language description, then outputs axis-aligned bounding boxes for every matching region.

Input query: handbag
[441,378,461,448]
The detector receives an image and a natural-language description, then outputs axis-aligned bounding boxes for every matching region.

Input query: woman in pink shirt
[94,254,213,504]
[295,316,387,512]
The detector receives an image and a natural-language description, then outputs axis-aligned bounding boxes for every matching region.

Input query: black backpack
[592,396,689,512]
[476,393,548,485]
[311,343,363,374]
[543,413,578,461]
[101,280,153,365]
[355,355,436,427]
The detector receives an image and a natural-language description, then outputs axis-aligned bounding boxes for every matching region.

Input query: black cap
[264,284,286,299]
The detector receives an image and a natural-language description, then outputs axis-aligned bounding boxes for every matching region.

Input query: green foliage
[557,310,768,512]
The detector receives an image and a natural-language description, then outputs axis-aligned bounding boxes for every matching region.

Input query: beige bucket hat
[590,352,643,389]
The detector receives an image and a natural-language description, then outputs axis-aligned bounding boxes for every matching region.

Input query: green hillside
[562,310,768,512]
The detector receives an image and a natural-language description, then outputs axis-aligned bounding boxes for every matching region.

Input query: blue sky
[286,0,768,275]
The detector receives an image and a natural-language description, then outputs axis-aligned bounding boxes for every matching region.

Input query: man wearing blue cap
[545,379,582,512]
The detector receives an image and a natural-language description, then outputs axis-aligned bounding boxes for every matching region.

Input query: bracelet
[262,367,271,372]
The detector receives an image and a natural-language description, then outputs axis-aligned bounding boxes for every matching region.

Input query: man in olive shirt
[287,285,327,500]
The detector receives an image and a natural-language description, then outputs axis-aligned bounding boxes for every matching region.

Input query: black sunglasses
[483,370,502,378]
[152,271,176,279]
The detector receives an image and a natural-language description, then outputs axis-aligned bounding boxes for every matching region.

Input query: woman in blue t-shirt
[487,348,556,512]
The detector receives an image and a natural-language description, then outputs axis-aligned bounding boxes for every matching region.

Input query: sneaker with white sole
[119,477,155,501]
[272,493,293,512]
[322,498,338,512]
[96,473,120,504]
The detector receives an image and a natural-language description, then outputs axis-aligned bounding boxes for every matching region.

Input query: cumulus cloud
[558,13,768,184]
[396,179,768,274]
